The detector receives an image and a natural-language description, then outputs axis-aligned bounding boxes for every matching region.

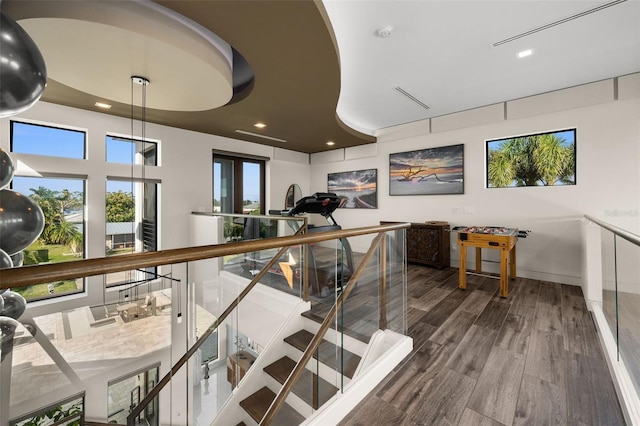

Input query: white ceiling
[16,1,234,112]
[323,0,640,135]
[3,0,639,153]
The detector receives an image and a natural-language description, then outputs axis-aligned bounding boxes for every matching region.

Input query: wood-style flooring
[340,264,625,426]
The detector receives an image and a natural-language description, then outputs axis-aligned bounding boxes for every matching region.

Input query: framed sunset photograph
[389,144,464,195]
[327,169,377,208]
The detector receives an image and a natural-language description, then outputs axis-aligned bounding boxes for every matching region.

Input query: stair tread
[283,329,361,379]
[264,356,339,409]
[239,386,305,425]
[301,309,372,343]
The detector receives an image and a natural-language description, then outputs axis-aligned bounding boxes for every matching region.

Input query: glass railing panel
[3,315,84,425]
[214,213,306,298]
[4,267,177,426]
[185,243,307,425]
[204,213,305,244]
[378,228,407,335]
[186,257,241,425]
[261,228,408,423]
[614,236,640,395]
[600,228,618,342]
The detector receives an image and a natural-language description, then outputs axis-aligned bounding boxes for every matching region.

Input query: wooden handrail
[0,223,410,290]
[261,232,386,425]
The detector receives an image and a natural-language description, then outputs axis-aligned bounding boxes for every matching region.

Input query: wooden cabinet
[383,221,450,269]
[226,350,256,388]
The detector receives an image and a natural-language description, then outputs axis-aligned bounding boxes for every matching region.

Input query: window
[10,176,86,301]
[11,121,85,159]
[105,178,158,287]
[106,134,159,287]
[213,153,265,214]
[106,135,158,166]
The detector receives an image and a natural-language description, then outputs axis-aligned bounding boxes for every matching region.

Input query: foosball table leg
[459,243,467,290]
[500,248,509,297]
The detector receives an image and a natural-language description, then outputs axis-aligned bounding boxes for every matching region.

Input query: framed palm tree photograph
[486,129,576,188]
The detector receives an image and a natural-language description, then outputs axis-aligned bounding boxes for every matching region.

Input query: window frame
[10,119,87,159]
[213,152,266,214]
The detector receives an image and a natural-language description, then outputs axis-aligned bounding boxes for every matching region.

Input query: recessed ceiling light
[517,49,534,59]
[254,122,266,128]
[375,26,393,38]
[326,141,335,146]
[95,102,112,109]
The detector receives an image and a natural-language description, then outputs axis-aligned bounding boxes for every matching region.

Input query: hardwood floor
[340,264,625,426]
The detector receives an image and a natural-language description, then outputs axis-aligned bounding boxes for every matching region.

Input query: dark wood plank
[494,306,535,355]
[565,350,625,425]
[475,276,502,294]
[524,329,565,386]
[402,368,476,426]
[408,287,451,312]
[511,278,540,307]
[474,300,510,331]
[534,302,563,334]
[263,356,338,409]
[407,318,438,349]
[418,298,460,328]
[458,289,493,315]
[513,374,566,425]
[339,395,407,426]
[336,264,625,426]
[284,329,361,379]
[447,325,497,380]
[538,281,562,306]
[467,346,526,425]
[376,340,454,413]
[563,316,603,359]
[458,408,504,426]
[429,309,477,349]
[561,291,590,320]
[239,386,304,425]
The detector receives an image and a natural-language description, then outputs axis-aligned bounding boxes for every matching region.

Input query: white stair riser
[301,317,368,356]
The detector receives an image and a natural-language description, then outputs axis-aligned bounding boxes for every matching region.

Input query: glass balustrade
[589,215,640,421]
[600,229,640,392]
[1,221,408,426]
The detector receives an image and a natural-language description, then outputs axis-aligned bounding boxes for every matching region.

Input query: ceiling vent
[492,0,627,47]
[234,129,287,143]
[395,87,430,110]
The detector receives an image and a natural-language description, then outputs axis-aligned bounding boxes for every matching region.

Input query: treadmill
[272,192,354,297]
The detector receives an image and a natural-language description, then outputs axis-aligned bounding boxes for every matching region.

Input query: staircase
[236,308,366,425]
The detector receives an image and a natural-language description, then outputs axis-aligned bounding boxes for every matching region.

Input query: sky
[213,161,261,203]
[10,123,151,195]
[9,121,261,203]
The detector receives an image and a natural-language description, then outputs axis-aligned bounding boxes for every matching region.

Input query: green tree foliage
[487,134,575,187]
[106,190,135,222]
[29,186,83,247]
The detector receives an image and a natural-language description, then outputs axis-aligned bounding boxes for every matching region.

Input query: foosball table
[455,226,530,297]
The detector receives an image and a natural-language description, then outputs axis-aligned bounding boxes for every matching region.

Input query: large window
[106,135,158,166]
[105,178,158,287]
[213,153,265,214]
[10,176,86,301]
[105,134,159,287]
[11,121,86,159]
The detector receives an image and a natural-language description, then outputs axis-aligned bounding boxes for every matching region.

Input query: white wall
[310,75,640,286]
